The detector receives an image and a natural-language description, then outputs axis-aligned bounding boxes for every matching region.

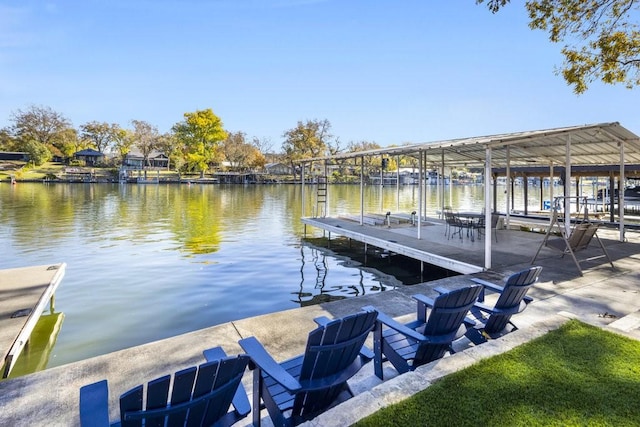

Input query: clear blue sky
[1,0,638,149]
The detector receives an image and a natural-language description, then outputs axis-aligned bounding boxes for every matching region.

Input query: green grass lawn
[355,319,640,426]
[0,161,65,181]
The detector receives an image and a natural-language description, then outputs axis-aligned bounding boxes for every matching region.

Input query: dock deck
[302,215,557,274]
[0,263,66,378]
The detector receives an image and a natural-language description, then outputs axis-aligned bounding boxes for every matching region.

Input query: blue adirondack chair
[467,266,542,343]
[363,284,482,380]
[79,347,250,427]
[238,309,377,427]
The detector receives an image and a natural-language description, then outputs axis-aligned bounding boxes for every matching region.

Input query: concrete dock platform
[1,230,640,426]
[0,263,66,379]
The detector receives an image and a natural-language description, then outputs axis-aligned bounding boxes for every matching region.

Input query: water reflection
[0,183,397,369]
[293,244,392,306]
[0,181,565,371]
[7,310,64,378]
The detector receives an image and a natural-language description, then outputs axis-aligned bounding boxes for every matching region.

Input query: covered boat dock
[299,122,640,272]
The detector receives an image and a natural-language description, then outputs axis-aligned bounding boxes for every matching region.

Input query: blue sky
[1,1,638,149]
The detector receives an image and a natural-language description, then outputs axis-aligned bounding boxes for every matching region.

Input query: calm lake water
[0,181,570,371]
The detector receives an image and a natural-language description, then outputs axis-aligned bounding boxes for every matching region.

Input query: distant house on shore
[265,162,293,175]
[0,152,29,162]
[123,149,169,169]
[73,149,105,166]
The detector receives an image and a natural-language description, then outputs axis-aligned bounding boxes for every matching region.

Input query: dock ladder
[315,175,327,218]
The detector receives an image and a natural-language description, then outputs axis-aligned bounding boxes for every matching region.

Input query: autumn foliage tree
[57,128,84,160]
[0,128,15,151]
[282,119,333,180]
[80,121,121,153]
[221,131,265,171]
[172,109,227,178]
[112,128,134,165]
[155,132,181,173]
[9,105,73,164]
[347,140,382,173]
[478,0,640,93]
[131,120,159,177]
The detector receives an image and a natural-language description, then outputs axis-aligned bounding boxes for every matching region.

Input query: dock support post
[396,154,400,212]
[484,146,492,270]
[360,156,365,226]
[364,243,368,265]
[417,150,423,240]
[540,177,543,211]
[565,134,572,235]
[506,145,511,216]
[301,162,306,217]
[609,172,615,223]
[620,140,625,242]
[523,174,529,216]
